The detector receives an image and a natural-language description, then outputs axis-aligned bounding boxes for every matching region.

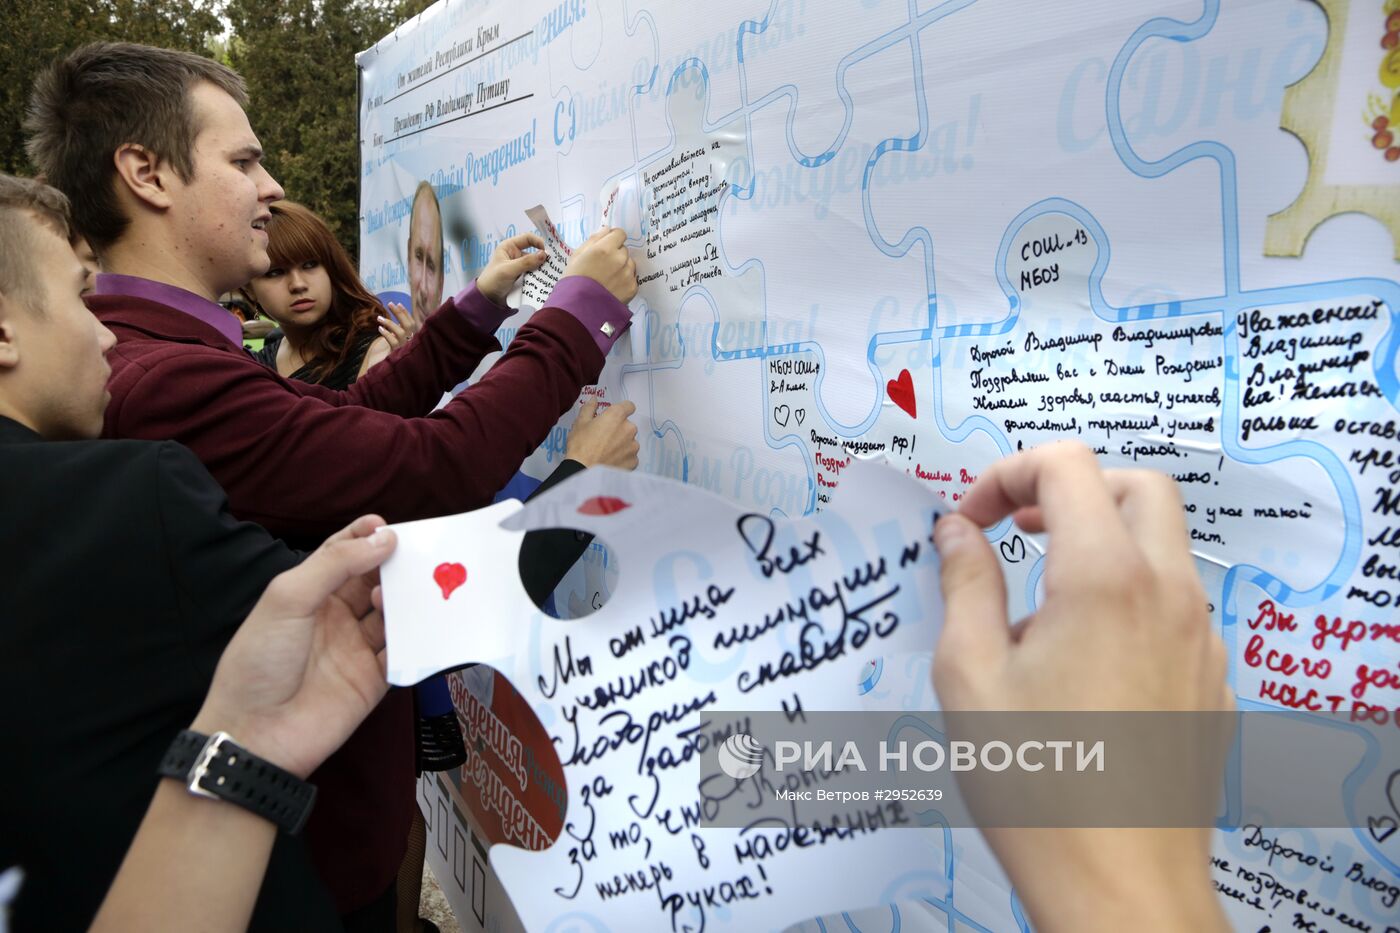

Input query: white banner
[359,0,1400,929]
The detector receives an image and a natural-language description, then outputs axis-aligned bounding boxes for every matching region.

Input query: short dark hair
[24,42,247,251]
[0,174,73,311]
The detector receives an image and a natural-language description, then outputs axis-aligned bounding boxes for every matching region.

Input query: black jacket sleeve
[154,442,303,682]
[152,443,340,931]
[518,459,594,608]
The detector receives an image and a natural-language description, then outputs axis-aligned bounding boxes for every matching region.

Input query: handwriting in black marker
[736,513,825,578]
[999,534,1026,563]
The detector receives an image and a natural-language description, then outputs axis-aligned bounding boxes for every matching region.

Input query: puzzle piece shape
[1268,0,1400,259]
[620,0,760,124]
[601,59,767,370]
[735,0,928,159]
[721,38,929,429]
[866,0,1226,326]
[381,461,950,931]
[546,0,658,181]
[624,294,815,515]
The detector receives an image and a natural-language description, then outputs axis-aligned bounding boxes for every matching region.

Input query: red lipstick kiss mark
[433,562,467,600]
[887,369,917,418]
[578,496,631,516]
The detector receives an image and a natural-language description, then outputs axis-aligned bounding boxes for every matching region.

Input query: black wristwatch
[157,729,317,835]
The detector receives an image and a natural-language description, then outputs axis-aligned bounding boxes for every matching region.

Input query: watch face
[857,657,884,695]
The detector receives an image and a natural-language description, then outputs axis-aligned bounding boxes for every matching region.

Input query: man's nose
[259,164,286,203]
[96,320,116,353]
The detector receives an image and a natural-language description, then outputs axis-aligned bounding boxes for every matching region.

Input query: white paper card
[380,459,969,931]
[514,204,573,311]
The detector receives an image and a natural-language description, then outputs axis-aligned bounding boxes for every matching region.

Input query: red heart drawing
[433,562,467,600]
[887,369,917,418]
[578,496,631,516]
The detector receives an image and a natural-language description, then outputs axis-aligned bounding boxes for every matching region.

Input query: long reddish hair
[244,200,382,383]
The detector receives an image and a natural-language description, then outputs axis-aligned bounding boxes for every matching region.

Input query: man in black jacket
[0,175,342,930]
[0,172,610,931]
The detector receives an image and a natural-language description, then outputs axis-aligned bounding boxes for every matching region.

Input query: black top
[253,328,379,391]
[0,417,341,932]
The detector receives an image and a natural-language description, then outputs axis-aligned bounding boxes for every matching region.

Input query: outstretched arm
[107,231,639,542]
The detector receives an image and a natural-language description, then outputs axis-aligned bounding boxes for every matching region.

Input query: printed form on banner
[512,203,575,313]
[598,74,761,364]
[378,458,954,931]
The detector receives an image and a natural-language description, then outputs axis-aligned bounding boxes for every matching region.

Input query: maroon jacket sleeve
[104,307,602,542]
[291,285,503,415]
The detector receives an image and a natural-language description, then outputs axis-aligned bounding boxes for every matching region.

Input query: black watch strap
[158,729,317,835]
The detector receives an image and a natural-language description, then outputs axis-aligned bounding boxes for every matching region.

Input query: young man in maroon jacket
[25,42,640,929]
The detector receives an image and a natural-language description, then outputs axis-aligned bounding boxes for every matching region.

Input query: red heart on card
[578,496,631,516]
[433,562,467,600]
[887,369,917,418]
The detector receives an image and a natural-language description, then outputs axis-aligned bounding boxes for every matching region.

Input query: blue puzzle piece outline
[1109,0,1397,876]
[808,0,1400,888]
[544,0,1400,915]
[852,0,1392,620]
[598,0,991,523]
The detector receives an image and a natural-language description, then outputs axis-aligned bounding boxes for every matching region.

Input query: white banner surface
[359,1,1400,929]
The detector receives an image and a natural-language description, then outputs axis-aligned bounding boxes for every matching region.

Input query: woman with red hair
[244,200,421,389]
[240,198,639,933]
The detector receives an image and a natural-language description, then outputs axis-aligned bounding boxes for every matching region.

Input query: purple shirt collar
[94,273,243,347]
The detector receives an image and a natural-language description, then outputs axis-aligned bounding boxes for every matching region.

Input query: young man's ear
[112,144,174,211]
[0,295,21,370]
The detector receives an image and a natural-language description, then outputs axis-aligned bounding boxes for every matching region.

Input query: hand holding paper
[562,227,638,303]
[515,205,575,310]
[933,442,1233,933]
[565,398,640,469]
[379,459,955,930]
[477,231,548,305]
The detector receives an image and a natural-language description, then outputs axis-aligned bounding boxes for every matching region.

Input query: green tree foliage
[225,0,434,255]
[0,0,434,256]
[0,0,223,177]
